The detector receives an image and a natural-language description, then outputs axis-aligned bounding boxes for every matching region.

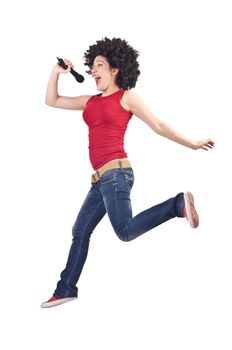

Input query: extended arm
[123,91,214,151]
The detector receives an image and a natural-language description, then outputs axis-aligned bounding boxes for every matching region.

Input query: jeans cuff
[176,192,185,217]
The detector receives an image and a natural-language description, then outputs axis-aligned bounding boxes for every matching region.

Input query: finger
[203,140,215,150]
[64,59,72,65]
[64,64,72,70]
[207,139,215,146]
[204,144,214,150]
[64,67,71,73]
[207,141,215,148]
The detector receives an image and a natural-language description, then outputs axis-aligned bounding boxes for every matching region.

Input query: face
[91,55,119,91]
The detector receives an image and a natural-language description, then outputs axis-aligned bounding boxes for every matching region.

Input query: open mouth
[94,75,101,84]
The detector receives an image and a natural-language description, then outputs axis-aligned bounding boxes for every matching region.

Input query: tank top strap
[116,89,126,98]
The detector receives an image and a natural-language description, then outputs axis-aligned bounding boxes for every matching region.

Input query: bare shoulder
[121,90,139,112]
[121,90,145,113]
[122,90,140,102]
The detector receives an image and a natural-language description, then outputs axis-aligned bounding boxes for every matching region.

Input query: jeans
[54,167,185,298]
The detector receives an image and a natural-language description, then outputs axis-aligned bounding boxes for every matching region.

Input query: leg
[54,182,106,298]
[99,168,185,242]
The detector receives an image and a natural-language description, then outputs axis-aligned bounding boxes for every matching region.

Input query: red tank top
[82,89,133,170]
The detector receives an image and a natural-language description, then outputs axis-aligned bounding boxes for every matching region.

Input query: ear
[111,67,119,76]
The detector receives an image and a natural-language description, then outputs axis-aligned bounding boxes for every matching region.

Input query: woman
[41,37,214,308]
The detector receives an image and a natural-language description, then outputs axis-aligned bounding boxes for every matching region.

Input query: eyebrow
[93,60,104,64]
[91,59,107,70]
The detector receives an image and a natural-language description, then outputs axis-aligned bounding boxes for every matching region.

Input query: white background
[1,0,231,349]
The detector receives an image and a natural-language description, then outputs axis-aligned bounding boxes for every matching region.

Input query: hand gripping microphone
[57,57,84,83]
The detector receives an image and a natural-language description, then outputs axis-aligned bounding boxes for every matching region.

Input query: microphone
[57,57,84,83]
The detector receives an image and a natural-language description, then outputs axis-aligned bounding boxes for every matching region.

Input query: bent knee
[115,230,131,242]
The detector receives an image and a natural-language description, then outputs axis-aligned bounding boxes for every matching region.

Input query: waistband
[91,158,132,183]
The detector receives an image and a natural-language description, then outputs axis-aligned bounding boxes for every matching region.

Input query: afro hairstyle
[83,37,140,90]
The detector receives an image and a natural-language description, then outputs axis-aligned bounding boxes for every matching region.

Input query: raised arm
[122,91,214,151]
[45,59,92,110]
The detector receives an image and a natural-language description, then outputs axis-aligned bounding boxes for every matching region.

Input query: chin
[96,85,102,91]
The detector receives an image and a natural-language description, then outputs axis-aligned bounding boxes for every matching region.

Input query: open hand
[193,139,215,151]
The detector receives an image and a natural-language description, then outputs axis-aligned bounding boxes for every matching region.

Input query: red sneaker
[41,295,77,308]
[184,192,199,228]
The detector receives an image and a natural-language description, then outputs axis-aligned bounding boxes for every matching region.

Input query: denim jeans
[54,167,185,298]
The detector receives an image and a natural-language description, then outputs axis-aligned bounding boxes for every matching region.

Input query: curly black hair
[83,37,140,90]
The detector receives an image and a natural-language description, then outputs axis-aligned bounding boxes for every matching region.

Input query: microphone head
[71,69,85,83]
[76,75,84,83]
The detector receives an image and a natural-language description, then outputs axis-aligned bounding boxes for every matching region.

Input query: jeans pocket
[100,169,117,185]
[118,169,134,192]
[122,168,134,183]
[124,173,134,190]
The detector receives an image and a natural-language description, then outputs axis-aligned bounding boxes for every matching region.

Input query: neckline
[97,89,122,98]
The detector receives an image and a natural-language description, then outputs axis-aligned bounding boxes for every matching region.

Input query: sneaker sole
[184,192,199,228]
[41,297,77,308]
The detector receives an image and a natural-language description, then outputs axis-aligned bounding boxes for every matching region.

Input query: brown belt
[91,158,132,183]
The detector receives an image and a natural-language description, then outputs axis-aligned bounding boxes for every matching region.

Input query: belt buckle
[92,174,97,183]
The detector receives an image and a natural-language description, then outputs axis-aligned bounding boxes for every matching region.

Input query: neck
[100,85,120,97]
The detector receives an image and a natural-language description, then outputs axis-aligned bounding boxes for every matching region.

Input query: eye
[91,62,103,71]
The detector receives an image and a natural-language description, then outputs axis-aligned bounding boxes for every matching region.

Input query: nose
[91,66,97,74]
